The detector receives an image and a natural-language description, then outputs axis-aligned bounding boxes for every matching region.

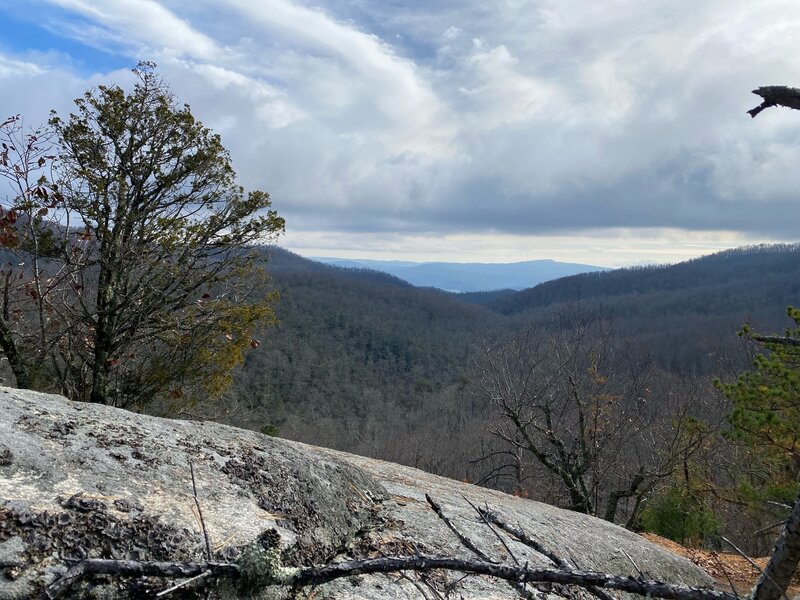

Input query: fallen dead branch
[43,489,800,600]
[45,553,743,600]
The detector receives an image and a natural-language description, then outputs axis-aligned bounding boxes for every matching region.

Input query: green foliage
[640,486,720,544]
[0,63,283,407]
[717,306,800,463]
[735,479,797,505]
[260,424,280,437]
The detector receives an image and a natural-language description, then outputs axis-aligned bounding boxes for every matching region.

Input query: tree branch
[748,87,800,118]
[476,505,568,569]
[752,334,800,348]
[294,555,736,600]
[45,554,738,600]
[44,560,238,599]
[425,494,493,562]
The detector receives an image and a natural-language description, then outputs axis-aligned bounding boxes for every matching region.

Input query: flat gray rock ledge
[0,387,713,599]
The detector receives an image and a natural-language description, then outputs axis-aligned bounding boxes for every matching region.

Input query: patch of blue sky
[0,6,131,75]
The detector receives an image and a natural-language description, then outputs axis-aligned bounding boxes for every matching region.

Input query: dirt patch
[640,532,800,594]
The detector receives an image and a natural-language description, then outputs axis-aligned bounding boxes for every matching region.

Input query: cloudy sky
[0,0,798,266]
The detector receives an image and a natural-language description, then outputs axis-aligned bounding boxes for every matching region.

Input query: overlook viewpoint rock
[0,387,711,599]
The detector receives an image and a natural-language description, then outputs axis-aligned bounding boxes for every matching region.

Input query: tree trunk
[0,316,30,389]
[89,236,119,405]
[751,490,800,600]
[604,469,647,523]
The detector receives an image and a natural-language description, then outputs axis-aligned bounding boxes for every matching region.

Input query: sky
[0,1,798,267]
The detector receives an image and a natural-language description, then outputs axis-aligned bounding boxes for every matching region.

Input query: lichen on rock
[237,529,300,588]
[0,387,713,599]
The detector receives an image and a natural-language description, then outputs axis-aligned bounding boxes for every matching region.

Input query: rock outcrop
[0,387,712,598]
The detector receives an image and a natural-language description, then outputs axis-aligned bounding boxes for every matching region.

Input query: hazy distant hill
[311,257,609,292]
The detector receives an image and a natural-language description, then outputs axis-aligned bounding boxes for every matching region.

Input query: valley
[218,243,800,553]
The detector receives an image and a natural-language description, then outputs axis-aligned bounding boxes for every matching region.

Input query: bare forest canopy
[239,243,800,440]
[208,242,800,554]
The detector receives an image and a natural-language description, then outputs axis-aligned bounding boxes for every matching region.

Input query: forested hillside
[491,244,800,316]
[225,244,800,491]
[228,247,501,471]
[490,244,800,374]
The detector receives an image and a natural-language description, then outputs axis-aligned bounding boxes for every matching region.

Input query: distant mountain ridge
[309,256,610,292]
[488,243,800,316]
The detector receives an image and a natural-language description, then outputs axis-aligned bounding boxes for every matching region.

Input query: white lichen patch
[0,471,60,512]
[237,535,300,587]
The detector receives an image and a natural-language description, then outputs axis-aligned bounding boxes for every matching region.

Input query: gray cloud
[1,0,799,263]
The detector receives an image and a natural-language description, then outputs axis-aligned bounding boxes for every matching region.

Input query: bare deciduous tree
[473,307,710,524]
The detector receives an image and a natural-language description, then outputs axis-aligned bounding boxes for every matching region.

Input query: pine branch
[751,334,800,348]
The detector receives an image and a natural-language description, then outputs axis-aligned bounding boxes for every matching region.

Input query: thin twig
[420,575,445,600]
[464,497,520,565]
[477,506,615,600]
[425,494,492,562]
[567,550,584,570]
[468,498,531,598]
[377,543,440,600]
[189,462,212,561]
[710,552,740,599]
[425,494,537,600]
[476,506,567,568]
[396,571,432,600]
[156,570,212,597]
[754,520,789,537]
[621,548,644,579]
[720,536,789,600]
[443,572,472,596]
[565,544,618,600]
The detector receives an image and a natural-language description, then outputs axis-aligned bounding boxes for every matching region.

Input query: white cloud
[458,41,566,128]
[222,0,456,158]
[185,63,304,128]
[0,55,45,79]
[44,0,221,59]
[3,0,800,262]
